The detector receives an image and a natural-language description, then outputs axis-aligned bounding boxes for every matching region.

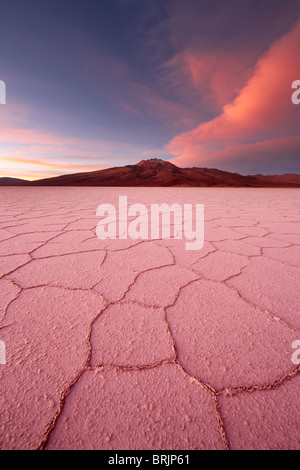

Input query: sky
[0,0,300,179]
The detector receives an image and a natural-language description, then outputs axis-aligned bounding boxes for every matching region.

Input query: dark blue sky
[1,0,300,179]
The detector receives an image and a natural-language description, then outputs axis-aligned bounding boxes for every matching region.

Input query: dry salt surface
[0,187,299,450]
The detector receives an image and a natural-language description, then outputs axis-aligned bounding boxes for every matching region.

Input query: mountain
[1,159,300,187]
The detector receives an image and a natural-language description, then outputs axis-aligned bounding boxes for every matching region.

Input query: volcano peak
[136,158,177,169]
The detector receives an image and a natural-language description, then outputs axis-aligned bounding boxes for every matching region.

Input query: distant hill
[0,177,29,186]
[1,159,300,187]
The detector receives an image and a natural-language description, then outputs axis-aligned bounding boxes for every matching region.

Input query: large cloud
[167,19,300,174]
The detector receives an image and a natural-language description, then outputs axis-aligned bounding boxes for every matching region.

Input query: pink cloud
[167,18,300,172]
[1,156,105,172]
[162,48,255,110]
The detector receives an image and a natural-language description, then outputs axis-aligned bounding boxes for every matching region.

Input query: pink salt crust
[0,187,299,450]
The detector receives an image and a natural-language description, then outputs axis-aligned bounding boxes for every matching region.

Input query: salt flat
[0,187,299,450]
